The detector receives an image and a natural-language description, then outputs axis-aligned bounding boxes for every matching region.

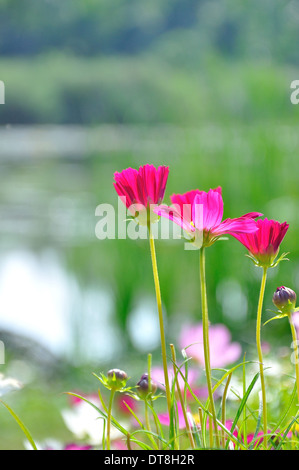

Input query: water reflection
[0,250,124,363]
[0,250,72,356]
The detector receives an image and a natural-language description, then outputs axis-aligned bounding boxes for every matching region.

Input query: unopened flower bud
[272,286,297,313]
[107,368,128,390]
[136,373,157,399]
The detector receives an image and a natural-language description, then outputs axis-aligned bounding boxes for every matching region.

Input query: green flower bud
[272,286,297,313]
[107,368,128,390]
[136,373,157,399]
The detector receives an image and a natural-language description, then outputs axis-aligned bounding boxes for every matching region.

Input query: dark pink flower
[154,187,262,248]
[231,217,289,267]
[113,164,169,225]
[179,323,242,368]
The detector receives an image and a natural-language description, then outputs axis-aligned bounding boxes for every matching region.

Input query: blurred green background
[0,0,299,449]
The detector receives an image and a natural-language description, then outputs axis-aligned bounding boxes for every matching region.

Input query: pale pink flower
[179,323,242,368]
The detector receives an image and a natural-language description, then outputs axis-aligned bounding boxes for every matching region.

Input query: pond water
[0,125,175,365]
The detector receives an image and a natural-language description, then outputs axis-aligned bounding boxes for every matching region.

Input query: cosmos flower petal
[113,165,169,210]
[231,218,289,267]
[154,203,195,232]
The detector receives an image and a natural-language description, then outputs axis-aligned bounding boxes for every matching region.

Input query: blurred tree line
[0,0,298,124]
[0,0,298,62]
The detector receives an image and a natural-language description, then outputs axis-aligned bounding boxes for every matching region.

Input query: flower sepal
[263,310,289,326]
[264,307,299,326]
[203,233,229,248]
[95,370,133,393]
[270,251,290,269]
[245,251,289,269]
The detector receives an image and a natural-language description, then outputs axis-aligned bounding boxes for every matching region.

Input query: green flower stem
[144,400,159,449]
[199,246,220,448]
[147,354,162,449]
[221,372,232,447]
[170,343,196,449]
[106,388,116,450]
[256,266,268,448]
[148,222,172,421]
[288,313,299,404]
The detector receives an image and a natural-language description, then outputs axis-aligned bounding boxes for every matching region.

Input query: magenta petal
[153,204,195,233]
[170,190,202,224]
[231,217,289,263]
[241,212,263,219]
[113,165,169,209]
[192,189,224,231]
[213,216,260,237]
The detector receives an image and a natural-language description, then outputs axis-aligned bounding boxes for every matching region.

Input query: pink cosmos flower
[179,323,242,368]
[154,186,262,248]
[158,402,192,429]
[116,394,138,415]
[231,217,289,267]
[113,164,169,225]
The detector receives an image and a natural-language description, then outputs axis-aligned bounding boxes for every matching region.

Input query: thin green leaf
[168,377,179,450]
[66,392,128,437]
[275,414,299,450]
[123,400,144,429]
[146,399,165,442]
[225,372,259,449]
[264,313,288,326]
[211,361,253,394]
[130,428,169,449]
[272,381,297,435]
[0,400,37,450]
[173,368,247,449]
[249,390,264,450]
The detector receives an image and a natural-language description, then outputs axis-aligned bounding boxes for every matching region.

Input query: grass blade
[0,400,37,450]
[225,372,259,449]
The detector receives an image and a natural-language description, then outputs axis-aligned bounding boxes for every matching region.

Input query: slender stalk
[288,313,299,404]
[170,343,196,449]
[242,355,248,447]
[106,389,115,450]
[145,353,160,449]
[148,221,172,420]
[199,246,220,448]
[221,372,232,447]
[208,409,214,448]
[144,400,151,433]
[148,353,162,449]
[256,266,268,448]
[198,407,204,447]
